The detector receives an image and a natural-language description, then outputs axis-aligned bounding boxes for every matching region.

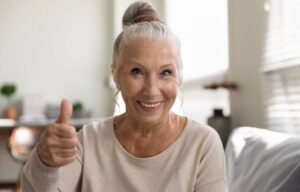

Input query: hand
[37,99,79,167]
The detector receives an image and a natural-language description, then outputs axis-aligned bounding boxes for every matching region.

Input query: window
[262,0,300,133]
[165,0,229,122]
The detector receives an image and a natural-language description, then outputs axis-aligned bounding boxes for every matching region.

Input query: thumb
[56,99,73,124]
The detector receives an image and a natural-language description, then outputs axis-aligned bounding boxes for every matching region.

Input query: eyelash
[161,69,172,77]
[130,68,173,77]
[131,68,142,75]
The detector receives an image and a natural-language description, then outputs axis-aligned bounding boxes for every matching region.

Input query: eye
[131,67,142,75]
[161,69,172,77]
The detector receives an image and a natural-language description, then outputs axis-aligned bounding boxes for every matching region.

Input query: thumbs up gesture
[37,99,79,167]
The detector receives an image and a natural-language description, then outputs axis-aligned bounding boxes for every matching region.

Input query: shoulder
[185,118,221,144]
[180,118,223,157]
[77,116,114,143]
[81,116,113,131]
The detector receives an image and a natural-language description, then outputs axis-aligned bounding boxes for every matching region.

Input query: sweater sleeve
[194,130,228,192]
[21,131,84,192]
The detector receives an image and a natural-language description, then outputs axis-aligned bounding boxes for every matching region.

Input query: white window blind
[262,0,300,134]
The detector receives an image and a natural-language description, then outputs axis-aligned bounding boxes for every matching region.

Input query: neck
[118,112,179,136]
[114,112,183,157]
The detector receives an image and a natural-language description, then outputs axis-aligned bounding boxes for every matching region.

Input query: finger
[57,148,78,158]
[45,147,77,157]
[56,155,77,167]
[52,124,77,139]
[54,137,79,149]
[56,99,73,124]
[42,133,78,149]
[37,139,78,167]
[47,154,77,168]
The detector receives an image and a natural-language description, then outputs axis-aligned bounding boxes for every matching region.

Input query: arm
[21,99,83,192]
[194,131,228,192]
[21,142,83,192]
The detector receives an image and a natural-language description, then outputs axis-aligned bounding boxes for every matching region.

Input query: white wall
[228,0,266,129]
[0,0,114,118]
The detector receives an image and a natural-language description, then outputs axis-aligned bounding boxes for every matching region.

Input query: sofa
[225,127,300,192]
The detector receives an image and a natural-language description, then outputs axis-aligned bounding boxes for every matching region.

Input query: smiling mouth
[138,101,163,111]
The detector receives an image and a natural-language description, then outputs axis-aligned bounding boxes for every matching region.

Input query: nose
[142,74,160,97]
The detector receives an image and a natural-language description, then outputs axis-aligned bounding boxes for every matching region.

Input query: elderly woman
[21,1,228,192]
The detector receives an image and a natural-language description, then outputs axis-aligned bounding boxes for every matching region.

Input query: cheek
[162,81,178,99]
[119,76,142,97]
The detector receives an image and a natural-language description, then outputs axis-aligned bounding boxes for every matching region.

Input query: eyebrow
[126,60,176,69]
[160,64,175,69]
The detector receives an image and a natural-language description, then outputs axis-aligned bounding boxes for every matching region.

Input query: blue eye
[161,69,172,77]
[131,67,142,75]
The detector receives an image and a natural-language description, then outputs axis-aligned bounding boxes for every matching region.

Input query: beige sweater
[21,116,228,192]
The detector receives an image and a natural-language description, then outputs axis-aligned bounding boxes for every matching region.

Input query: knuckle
[69,155,76,162]
[68,126,76,133]
[65,138,78,148]
[66,148,77,156]
[49,154,57,163]
[71,148,78,156]
[46,124,56,132]
[51,155,62,166]
[48,147,55,155]
[71,139,79,147]
[59,125,76,137]
[66,127,77,136]
[45,137,53,147]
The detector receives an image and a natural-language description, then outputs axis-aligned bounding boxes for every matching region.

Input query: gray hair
[111,1,183,88]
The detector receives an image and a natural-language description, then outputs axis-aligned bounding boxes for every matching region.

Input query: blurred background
[0,0,299,191]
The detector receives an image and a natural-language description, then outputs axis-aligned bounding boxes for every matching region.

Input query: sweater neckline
[108,116,190,161]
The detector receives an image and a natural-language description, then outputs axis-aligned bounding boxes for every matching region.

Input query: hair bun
[122,1,162,27]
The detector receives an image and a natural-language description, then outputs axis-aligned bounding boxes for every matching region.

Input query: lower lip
[138,102,162,112]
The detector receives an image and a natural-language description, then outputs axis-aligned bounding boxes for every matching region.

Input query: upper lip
[138,101,163,104]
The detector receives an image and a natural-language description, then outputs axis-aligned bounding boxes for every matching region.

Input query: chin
[126,103,172,124]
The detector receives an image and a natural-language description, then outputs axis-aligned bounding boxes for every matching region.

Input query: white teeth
[140,102,161,108]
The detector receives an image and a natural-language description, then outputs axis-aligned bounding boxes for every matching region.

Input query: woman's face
[118,38,180,125]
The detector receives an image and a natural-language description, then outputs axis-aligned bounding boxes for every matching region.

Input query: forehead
[120,38,179,66]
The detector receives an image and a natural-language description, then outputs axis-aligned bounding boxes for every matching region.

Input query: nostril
[142,85,160,96]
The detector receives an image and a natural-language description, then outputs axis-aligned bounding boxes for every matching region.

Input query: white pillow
[225,127,300,192]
